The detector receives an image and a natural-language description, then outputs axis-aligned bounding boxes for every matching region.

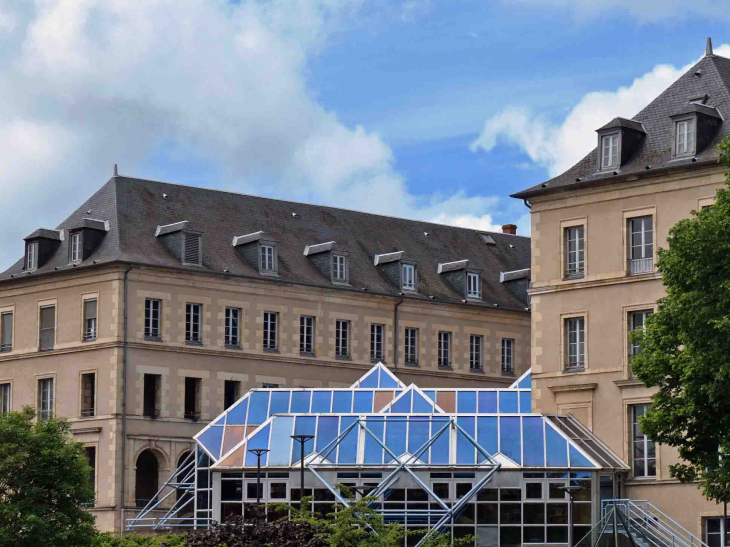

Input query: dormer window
[259,243,277,274]
[467,272,481,299]
[69,232,82,264]
[332,253,348,283]
[601,133,619,169]
[26,242,38,271]
[182,232,202,266]
[675,118,695,156]
[402,263,416,291]
[595,118,645,173]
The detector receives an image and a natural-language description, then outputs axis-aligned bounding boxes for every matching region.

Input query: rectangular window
[370,324,384,362]
[402,263,416,291]
[601,134,619,169]
[84,446,96,503]
[676,119,695,156]
[260,244,275,273]
[83,299,97,341]
[300,316,314,354]
[184,377,201,421]
[39,305,55,351]
[185,303,202,344]
[629,216,654,275]
[225,307,240,347]
[0,383,10,414]
[565,226,585,277]
[631,404,656,478]
[224,380,241,410]
[144,299,161,339]
[705,517,730,547]
[80,372,95,417]
[629,310,652,366]
[502,338,514,373]
[70,232,82,263]
[143,374,160,418]
[332,254,347,283]
[26,242,38,271]
[438,331,451,368]
[470,334,483,370]
[467,272,481,299]
[263,311,278,350]
[335,320,350,358]
[565,317,585,369]
[1,311,12,352]
[38,377,54,420]
[405,328,418,364]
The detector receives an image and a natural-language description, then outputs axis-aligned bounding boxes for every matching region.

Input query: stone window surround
[560,310,588,373]
[78,368,98,419]
[0,304,15,354]
[559,217,588,282]
[35,371,57,418]
[621,302,658,380]
[80,292,100,342]
[0,378,12,413]
[37,298,57,352]
[622,206,657,277]
[623,397,660,483]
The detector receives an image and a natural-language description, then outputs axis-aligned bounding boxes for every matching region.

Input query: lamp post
[557,484,585,547]
[291,434,315,508]
[247,448,270,506]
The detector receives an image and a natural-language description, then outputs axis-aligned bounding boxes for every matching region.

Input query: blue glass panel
[363,417,384,464]
[412,391,434,414]
[213,415,226,426]
[500,416,521,465]
[311,391,333,413]
[430,418,450,464]
[523,417,545,467]
[458,392,477,413]
[379,369,399,388]
[359,369,379,388]
[269,391,291,416]
[332,391,353,413]
[569,445,595,468]
[520,392,532,414]
[268,417,294,466]
[338,416,359,464]
[226,397,249,425]
[290,391,311,413]
[499,391,518,414]
[391,391,412,413]
[477,417,498,460]
[353,391,374,413]
[290,416,316,462]
[247,391,271,425]
[423,391,436,403]
[408,417,430,459]
[545,423,569,467]
[315,416,339,455]
[385,417,407,461]
[478,392,498,414]
[199,426,224,459]
[244,424,271,466]
[518,374,532,389]
[456,417,476,464]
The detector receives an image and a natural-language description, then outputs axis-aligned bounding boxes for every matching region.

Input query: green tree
[631,138,730,505]
[0,408,97,547]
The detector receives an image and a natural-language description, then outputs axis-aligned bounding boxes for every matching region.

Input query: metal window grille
[404,327,418,364]
[260,245,275,272]
[565,317,585,369]
[145,299,161,338]
[602,134,619,168]
[183,233,201,266]
[81,373,95,417]
[26,242,37,271]
[438,331,451,368]
[225,308,240,346]
[565,226,585,277]
[467,273,481,298]
[186,303,202,343]
[470,335,482,370]
[0,312,12,352]
[676,119,695,155]
[502,338,514,373]
[263,311,278,350]
[629,216,654,275]
[70,232,82,263]
[370,324,384,361]
[83,299,97,341]
[332,255,347,282]
[402,264,416,291]
[39,305,55,351]
[38,377,54,420]
[0,383,9,414]
[335,320,349,357]
[631,404,656,478]
[300,316,314,354]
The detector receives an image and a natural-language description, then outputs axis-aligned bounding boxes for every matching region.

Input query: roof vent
[292,212,298,218]
[163,193,168,199]
[424,232,430,237]
[478,233,496,245]
[183,232,202,266]
[695,69,702,76]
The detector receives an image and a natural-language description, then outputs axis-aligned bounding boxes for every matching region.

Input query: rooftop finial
[113,163,118,177]
[706,37,713,56]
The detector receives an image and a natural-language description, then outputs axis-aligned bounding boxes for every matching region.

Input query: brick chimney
[502,224,517,235]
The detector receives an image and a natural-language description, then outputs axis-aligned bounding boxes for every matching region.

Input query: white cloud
[470,45,730,177]
[0,0,516,268]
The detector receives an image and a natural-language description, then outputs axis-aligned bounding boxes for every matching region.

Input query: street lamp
[557,484,585,547]
[291,434,315,508]
[247,448,270,506]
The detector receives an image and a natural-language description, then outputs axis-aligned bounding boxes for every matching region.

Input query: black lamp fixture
[247,448,270,506]
[291,434,315,504]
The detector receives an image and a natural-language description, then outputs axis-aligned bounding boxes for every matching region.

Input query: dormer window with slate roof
[437,260,482,301]
[23,228,63,272]
[596,118,646,172]
[259,242,277,274]
[183,232,202,266]
[303,241,347,284]
[26,241,38,272]
[670,104,721,158]
[374,251,417,293]
[332,253,348,283]
[401,263,416,291]
[69,232,82,264]
[601,134,619,169]
[155,221,203,267]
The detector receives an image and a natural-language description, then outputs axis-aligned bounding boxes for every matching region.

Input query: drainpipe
[120,266,133,534]
[392,297,404,376]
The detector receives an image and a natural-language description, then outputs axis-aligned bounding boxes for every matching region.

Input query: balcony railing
[630,257,653,275]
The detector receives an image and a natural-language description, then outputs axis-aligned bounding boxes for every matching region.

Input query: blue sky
[0,0,729,268]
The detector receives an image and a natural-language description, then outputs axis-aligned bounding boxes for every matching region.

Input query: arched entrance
[135,450,160,508]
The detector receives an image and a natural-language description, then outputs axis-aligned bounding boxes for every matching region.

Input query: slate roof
[513,52,730,200]
[1,176,531,311]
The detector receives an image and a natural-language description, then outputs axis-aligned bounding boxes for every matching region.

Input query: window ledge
[144,336,163,342]
[470,367,484,374]
[335,355,351,361]
[404,362,419,368]
[438,365,453,371]
[331,280,350,286]
[225,344,241,350]
[563,366,586,374]
[263,348,280,354]
[259,271,279,277]
[78,414,96,419]
[0,349,13,354]
[563,274,585,281]
[185,340,204,347]
[82,337,97,343]
[501,370,515,377]
[299,351,316,357]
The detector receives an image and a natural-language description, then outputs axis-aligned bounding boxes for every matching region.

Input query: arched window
[135,450,160,508]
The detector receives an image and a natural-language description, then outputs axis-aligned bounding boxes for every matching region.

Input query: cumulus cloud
[470,45,730,177]
[0,0,515,269]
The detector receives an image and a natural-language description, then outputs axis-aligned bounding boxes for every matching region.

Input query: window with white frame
[629,216,654,275]
[38,377,54,420]
[705,517,730,547]
[0,311,12,353]
[83,299,97,341]
[437,331,451,368]
[0,383,9,414]
[675,118,695,156]
[401,263,416,291]
[300,315,314,354]
[631,403,656,478]
[405,328,418,364]
[470,334,482,370]
[332,254,347,283]
[70,232,82,263]
[565,317,585,369]
[335,320,349,358]
[601,133,619,169]
[185,303,202,344]
[502,338,514,373]
[260,244,276,273]
[565,226,585,278]
[39,305,55,351]
[467,272,481,299]
[26,242,38,271]
[370,324,384,362]
[263,311,278,350]
[225,307,240,347]
[144,299,161,339]
[80,372,95,417]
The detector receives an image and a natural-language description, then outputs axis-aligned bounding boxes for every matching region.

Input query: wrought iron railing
[630,258,654,275]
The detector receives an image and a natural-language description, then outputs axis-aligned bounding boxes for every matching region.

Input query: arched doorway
[135,450,160,508]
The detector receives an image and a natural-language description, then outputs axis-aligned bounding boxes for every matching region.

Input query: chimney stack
[502,224,517,235]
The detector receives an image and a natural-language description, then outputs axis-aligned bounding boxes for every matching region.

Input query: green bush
[93,532,188,547]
